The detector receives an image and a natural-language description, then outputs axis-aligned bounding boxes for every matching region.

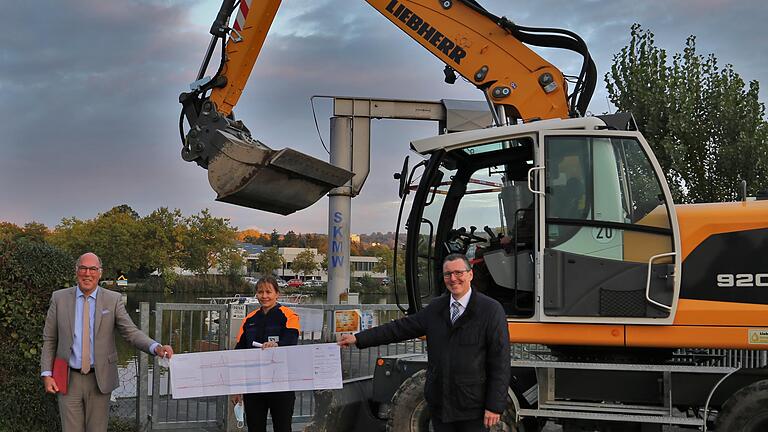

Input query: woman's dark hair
[255,276,280,293]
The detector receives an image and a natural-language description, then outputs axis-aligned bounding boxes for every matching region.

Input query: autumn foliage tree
[605,24,768,203]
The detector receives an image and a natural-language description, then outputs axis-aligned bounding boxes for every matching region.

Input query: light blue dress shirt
[70,286,98,369]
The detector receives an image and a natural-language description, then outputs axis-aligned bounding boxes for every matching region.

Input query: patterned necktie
[81,296,91,374]
[450,301,461,324]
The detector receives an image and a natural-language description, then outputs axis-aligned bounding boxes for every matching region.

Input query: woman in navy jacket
[231,276,300,432]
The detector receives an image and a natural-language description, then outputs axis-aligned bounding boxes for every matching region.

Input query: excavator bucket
[205,128,353,215]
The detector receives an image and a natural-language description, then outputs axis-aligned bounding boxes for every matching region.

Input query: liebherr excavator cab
[401,115,680,332]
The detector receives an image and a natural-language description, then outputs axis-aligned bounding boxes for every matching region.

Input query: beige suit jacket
[40,286,156,394]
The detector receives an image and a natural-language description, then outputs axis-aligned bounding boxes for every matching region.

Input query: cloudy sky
[2,0,766,235]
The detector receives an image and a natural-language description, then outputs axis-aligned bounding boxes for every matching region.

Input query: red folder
[52,357,69,395]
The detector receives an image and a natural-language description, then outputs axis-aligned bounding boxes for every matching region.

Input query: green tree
[90,210,145,278]
[102,204,140,219]
[142,207,187,284]
[49,210,145,279]
[218,247,247,281]
[269,229,281,246]
[0,222,23,241]
[606,24,768,203]
[359,273,380,291]
[370,244,403,283]
[318,252,328,272]
[283,230,299,247]
[304,233,328,252]
[180,209,239,275]
[20,222,49,242]
[255,246,284,276]
[48,217,89,260]
[0,221,48,243]
[370,244,392,274]
[292,249,318,279]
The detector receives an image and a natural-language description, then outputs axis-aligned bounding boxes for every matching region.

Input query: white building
[243,245,388,281]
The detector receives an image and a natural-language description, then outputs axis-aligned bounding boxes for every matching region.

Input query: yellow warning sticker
[748,329,768,344]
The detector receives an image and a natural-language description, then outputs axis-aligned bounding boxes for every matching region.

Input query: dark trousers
[243,391,295,432]
[431,414,487,432]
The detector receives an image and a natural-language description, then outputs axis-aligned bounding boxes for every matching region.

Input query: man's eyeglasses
[77,266,101,273]
[442,269,471,279]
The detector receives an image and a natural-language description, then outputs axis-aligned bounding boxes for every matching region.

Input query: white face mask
[234,401,245,429]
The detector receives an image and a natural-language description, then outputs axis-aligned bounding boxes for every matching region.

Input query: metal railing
[131,301,424,431]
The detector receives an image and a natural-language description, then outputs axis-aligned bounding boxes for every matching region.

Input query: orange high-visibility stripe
[280,305,300,331]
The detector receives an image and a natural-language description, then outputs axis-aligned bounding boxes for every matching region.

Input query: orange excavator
[180,1,768,430]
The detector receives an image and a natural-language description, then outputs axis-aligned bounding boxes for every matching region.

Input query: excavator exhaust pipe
[182,106,353,215]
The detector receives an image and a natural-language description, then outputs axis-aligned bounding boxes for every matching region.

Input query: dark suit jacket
[355,291,511,422]
[40,286,156,393]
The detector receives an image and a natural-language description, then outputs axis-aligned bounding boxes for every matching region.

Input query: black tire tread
[386,369,430,432]
[715,378,768,432]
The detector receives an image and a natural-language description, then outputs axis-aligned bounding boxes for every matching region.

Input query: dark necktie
[451,301,461,324]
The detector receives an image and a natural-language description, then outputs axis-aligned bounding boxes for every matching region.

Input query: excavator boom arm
[366,0,569,120]
[179,0,596,215]
[210,0,282,116]
[206,0,592,122]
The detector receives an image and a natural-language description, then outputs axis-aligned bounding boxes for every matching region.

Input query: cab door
[537,131,680,323]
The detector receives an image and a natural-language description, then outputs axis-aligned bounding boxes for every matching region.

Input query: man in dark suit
[338,253,511,431]
[40,252,174,432]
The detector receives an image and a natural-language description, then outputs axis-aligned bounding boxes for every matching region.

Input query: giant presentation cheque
[169,343,343,399]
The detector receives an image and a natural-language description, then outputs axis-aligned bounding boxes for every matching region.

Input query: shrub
[0,239,74,431]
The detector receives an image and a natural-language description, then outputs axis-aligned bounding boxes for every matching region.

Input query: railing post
[137,302,150,431]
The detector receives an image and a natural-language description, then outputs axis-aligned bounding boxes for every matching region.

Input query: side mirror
[394,156,410,199]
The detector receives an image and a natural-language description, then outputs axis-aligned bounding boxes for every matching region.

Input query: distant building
[239,243,267,274]
[277,247,324,280]
[172,243,387,281]
[351,256,380,278]
[243,244,387,281]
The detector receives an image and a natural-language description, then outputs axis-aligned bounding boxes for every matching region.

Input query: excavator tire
[714,379,768,431]
[385,369,540,432]
[386,369,431,432]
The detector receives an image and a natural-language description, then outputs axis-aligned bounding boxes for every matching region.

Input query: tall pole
[327,116,352,304]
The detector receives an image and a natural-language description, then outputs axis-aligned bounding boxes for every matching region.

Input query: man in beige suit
[40,252,174,432]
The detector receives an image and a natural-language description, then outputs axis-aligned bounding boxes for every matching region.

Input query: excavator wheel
[385,369,540,432]
[386,369,431,431]
[714,379,768,431]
